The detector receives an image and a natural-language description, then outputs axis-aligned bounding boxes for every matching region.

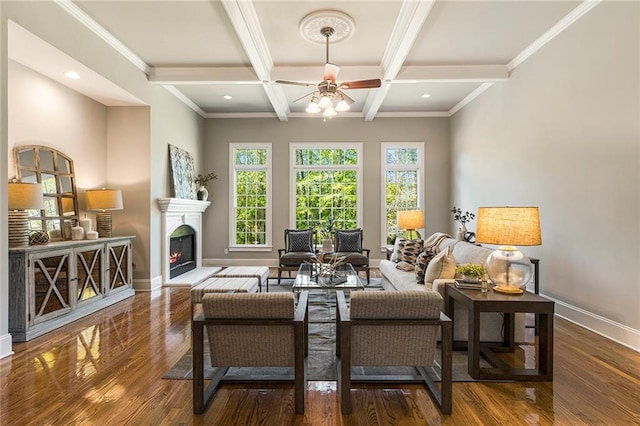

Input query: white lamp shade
[306,101,321,113]
[86,189,123,211]
[335,99,350,112]
[8,182,44,210]
[397,210,424,230]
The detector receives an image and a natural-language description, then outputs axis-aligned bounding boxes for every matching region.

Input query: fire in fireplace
[169,225,196,279]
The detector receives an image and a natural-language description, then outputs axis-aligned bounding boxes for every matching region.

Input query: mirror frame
[13,145,79,233]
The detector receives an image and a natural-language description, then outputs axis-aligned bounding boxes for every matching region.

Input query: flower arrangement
[451,206,475,225]
[456,263,485,279]
[194,171,217,188]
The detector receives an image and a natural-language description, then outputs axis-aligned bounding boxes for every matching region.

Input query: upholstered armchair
[278,228,317,284]
[336,290,452,414]
[192,291,309,414]
[327,228,370,284]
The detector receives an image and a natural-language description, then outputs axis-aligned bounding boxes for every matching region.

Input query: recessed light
[64,71,80,80]
[223,95,232,100]
[421,93,431,99]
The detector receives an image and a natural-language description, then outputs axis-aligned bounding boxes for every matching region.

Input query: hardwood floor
[2,272,640,425]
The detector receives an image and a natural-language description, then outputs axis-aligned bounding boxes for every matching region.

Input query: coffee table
[445,284,554,381]
[293,262,365,293]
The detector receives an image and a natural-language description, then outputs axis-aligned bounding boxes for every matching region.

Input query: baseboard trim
[133,275,163,292]
[545,293,640,353]
[0,333,14,359]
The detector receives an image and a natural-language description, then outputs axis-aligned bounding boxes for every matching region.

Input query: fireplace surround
[157,198,211,285]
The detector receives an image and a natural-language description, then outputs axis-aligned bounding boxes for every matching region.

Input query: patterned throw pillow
[397,239,423,265]
[335,229,362,252]
[414,247,438,284]
[287,229,313,252]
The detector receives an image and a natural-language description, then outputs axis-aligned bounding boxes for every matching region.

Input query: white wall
[450,2,640,349]
[203,117,451,264]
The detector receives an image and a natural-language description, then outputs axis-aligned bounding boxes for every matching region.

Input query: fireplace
[158,198,211,286]
[169,225,196,279]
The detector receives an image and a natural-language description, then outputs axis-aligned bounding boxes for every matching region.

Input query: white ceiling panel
[76,0,250,66]
[405,0,582,65]
[176,84,273,113]
[381,82,483,112]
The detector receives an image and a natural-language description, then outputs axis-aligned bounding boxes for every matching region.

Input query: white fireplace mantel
[158,198,211,286]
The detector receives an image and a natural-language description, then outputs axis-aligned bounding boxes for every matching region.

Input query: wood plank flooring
[1,273,640,425]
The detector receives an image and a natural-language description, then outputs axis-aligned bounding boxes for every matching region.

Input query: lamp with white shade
[397,210,424,240]
[475,206,542,295]
[86,189,123,238]
[8,182,44,248]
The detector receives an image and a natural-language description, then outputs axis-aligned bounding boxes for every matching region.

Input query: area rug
[164,285,494,382]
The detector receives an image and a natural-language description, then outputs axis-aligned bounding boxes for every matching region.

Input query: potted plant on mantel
[194,171,217,201]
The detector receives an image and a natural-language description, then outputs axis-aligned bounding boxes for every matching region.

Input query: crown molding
[149,67,260,85]
[162,85,207,117]
[448,83,494,116]
[53,0,149,74]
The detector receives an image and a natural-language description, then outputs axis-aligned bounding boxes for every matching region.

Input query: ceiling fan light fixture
[306,100,321,113]
[323,106,337,117]
[335,99,350,112]
[318,95,332,109]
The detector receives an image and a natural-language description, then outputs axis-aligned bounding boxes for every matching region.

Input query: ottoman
[212,266,270,292]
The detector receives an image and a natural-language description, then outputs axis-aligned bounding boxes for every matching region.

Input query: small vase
[196,186,209,201]
[322,236,333,253]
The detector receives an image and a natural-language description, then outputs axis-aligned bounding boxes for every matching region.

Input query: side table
[445,284,554,381]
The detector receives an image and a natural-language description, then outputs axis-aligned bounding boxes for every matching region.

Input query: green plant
[451,206,475,225]
[455,263,485,278]
[194,171,217,187]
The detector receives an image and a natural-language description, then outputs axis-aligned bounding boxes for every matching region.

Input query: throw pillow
[397,239,423,265]
[287,229,313,252]
[414,247,438,284]
[395,261,415,272]
[335,229,362,252]
[390,236,403,262]
[424,246,456,284]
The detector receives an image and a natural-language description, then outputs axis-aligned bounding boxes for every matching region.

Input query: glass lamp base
[485,245,533,294]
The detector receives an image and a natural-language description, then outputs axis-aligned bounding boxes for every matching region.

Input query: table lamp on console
[475,206,541,295]
[85,188,123,238]
[8,181,44,248]
[397,209,424,240]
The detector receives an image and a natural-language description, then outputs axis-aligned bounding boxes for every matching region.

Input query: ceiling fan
[275,26,381,116]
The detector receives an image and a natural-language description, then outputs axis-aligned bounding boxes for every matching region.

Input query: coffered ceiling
[29,0,600,121]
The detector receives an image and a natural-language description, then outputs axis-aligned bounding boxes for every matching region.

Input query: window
[290,143,362,241]
[381,143,424,245]
[229,144,272,250]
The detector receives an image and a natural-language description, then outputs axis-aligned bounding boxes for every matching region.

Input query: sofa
[379,233,525,343]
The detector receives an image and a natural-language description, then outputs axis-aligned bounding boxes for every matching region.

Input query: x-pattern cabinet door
[106,240,132,295]
[75,243,106,306]
[29,248,73,326]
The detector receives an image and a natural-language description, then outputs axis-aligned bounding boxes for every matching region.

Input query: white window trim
[228,143,272,251]
[289,142,363,229]
[380,142,425,249]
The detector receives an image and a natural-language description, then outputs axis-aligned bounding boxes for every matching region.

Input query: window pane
[386,148,418,165]
[236,148,267,166]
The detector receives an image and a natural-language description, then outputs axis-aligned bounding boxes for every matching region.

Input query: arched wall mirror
[13,145,78,232]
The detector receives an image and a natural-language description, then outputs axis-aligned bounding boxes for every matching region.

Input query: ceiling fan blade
[292,91,316,103]
[275,80,316,87]
[323,63,340,83]
[339,79,382,89]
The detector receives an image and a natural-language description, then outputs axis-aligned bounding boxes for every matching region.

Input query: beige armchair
[192,291,309,414]
[336,290,452,414]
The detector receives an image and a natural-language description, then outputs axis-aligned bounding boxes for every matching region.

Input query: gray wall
[450,2,640,349]
[202,117,450,264]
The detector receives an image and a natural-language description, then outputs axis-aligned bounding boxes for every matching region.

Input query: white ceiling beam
[363,0,436,121]
[149,67,260,84]
[220,0,289,121]
[149,64,507,85]
[394,65,509,82]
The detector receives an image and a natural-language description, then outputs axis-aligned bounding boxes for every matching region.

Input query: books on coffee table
[454,280,483,290]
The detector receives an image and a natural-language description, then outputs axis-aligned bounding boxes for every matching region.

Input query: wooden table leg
[468,308,481,378]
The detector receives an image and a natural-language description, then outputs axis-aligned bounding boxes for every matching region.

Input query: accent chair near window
[326,228,370,284]
[277,228,317,284]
